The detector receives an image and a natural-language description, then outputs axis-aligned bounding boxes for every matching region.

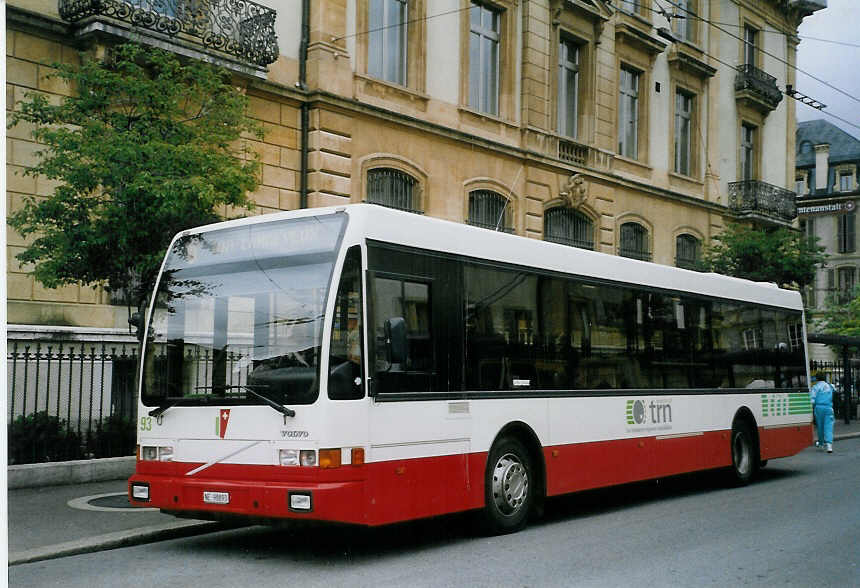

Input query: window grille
[367,168,419,213]
[619,222,650,261]
[544,207,594,250]
[675,234,701,270]
[468,190,512,232]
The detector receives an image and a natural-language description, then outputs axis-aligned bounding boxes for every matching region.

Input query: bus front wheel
[481,436,533,534]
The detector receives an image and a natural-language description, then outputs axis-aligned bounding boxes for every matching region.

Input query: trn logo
[626,399,673,426]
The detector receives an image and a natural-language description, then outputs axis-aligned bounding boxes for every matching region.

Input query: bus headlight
[279,449,299,466]
[279,449,317,466]
[141,446,173,461]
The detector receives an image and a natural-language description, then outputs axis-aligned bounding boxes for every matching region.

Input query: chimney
[814,143,830,193]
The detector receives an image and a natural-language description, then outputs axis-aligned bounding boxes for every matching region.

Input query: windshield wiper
[148,386,296,420]
[223,384,296,419]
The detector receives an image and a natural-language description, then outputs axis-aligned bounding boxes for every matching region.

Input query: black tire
[729,420,757,486]
[481,436,533,535]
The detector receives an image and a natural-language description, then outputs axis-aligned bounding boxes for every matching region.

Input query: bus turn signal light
[351,447,365,466]
[319,448,342,469]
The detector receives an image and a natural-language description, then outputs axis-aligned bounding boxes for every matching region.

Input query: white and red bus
[129,204,812,533]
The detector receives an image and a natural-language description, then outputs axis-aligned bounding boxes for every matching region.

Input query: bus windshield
[141,213,346,407]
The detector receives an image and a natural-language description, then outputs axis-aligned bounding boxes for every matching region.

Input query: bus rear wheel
[729,420,757,486]
[481,436,533,534]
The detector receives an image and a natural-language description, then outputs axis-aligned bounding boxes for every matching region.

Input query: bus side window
[372,276,433,393]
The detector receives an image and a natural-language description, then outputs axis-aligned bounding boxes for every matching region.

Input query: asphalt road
[12,438,860,588]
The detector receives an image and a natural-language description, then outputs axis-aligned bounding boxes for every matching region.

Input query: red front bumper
[129,461,369,525]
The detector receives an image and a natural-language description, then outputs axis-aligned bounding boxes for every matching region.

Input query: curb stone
[8,520,230,566]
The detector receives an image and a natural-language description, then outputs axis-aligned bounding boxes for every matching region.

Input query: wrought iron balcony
[59,0,279,68]
[734,64,783,113]
[728,180,797,224]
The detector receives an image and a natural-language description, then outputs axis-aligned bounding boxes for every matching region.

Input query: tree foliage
[8,43,261,313]
[702,223,826,289]
[817,285,860,338]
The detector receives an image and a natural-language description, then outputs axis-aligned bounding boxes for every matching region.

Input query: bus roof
[178,204,804,311]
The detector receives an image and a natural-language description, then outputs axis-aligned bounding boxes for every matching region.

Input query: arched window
[619,222,650,261]
[675,233,701,269]
[544,207,594,250]
[468,190,512,232]
[367,168,419,212]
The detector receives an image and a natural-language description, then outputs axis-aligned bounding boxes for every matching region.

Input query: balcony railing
[734,64,783,113]
[59,0,279,67]
[559,139,589,166]
[728,180,797,224]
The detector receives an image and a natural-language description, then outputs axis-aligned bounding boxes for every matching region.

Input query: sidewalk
[7,479,230,566]
[7,419,860,566]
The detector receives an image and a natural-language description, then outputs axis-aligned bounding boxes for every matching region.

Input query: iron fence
[810,359,859,421]
[7,339,139,464]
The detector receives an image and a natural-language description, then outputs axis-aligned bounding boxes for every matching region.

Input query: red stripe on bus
[130,424,810,526]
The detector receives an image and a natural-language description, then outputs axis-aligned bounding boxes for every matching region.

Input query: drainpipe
[299,0,310,209]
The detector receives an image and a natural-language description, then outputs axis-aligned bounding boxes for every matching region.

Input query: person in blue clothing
[809,371,835,453]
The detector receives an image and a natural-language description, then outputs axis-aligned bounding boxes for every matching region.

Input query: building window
[558,36,580,139]
[838,266,856,303]
[367,168,419,212]
[618,0,641,15]
[787,322,804,351]
[469,1,500,115]
[796,175,807,195]
[801,217,816,246]
[619,222,650,261]
[743,327,763,350]
[838,212,856,254]
[672,0,696,44]
[839,171,853,192]
[469,190,512,232]
[674,90,693,176]
[544,208,594,250]
[675,234,701,269]
[743,25,758,66]
[368,0,408,85]
[740,123,756,181]
[618,66,640,159]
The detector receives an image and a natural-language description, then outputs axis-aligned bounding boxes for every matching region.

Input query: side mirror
[384,317,407,365]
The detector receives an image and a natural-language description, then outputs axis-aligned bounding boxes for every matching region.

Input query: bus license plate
[203,491,230,505]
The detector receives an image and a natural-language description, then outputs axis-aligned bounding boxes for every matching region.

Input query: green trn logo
[761,393,812,417]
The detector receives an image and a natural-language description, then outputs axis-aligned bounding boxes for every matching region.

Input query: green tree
[817,285,860,338]
[8,43,261,321]
[702,223,826,289]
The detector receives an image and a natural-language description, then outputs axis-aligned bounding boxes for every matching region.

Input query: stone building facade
[7,0,824,338]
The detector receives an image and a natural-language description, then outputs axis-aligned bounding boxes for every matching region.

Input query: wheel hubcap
[733,432,750,476]
[492,452,529,516]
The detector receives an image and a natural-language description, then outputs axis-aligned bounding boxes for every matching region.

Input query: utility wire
[331,5,470,42]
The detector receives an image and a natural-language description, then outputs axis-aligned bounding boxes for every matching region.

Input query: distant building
[796,119,860,360]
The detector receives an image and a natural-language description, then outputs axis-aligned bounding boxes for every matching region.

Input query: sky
[795,0,860,137]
